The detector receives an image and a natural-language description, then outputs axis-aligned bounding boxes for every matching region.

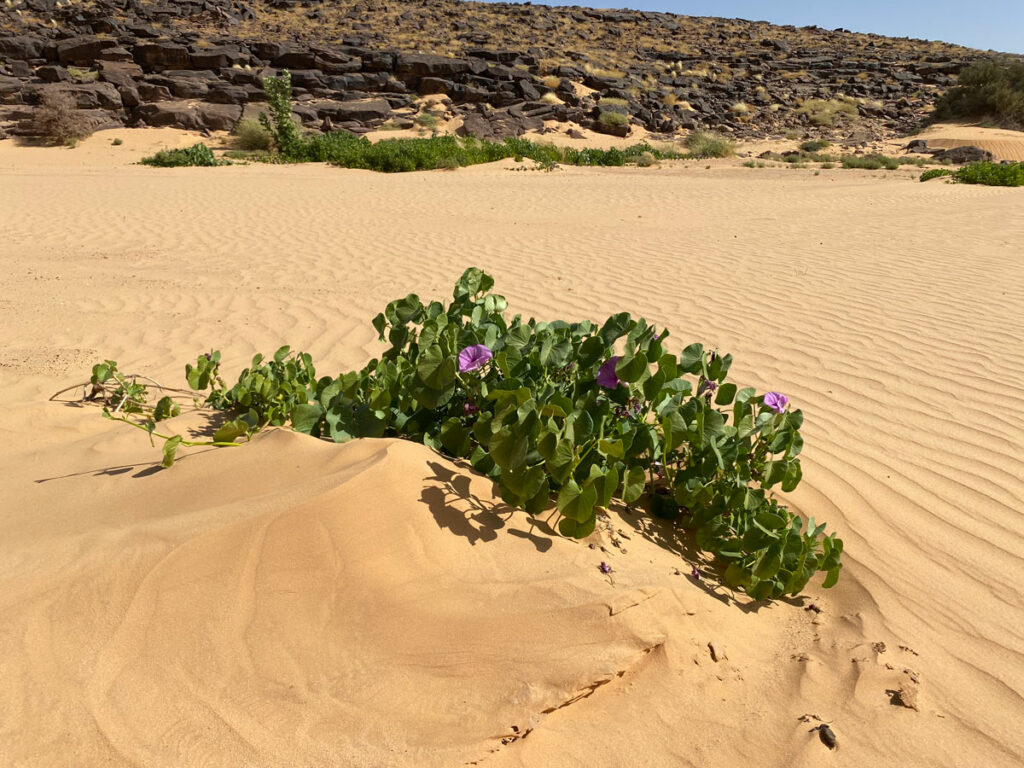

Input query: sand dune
[1,135,1022,766]
[889,122,1024,161]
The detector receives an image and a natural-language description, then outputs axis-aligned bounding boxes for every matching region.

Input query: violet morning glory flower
[464,403,480,416]
[763,392,789,414]
[596,356,622,389]
[457,344,492,373]
[599,562,613,574]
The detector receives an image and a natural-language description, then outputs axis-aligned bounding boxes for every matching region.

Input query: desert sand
[0,129,1022,767]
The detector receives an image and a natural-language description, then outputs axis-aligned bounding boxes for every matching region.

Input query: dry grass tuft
[32,91,91,145]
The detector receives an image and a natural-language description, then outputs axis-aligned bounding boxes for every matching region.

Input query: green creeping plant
[87,268,842,599]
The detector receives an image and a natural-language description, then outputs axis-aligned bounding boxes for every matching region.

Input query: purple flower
[691,566,702,581]
[596,357,622,389]
[698,379,718,395]
[763,392,789,414]
[457,344,492,373]
[464,403,480,416]
[599,562,613,574]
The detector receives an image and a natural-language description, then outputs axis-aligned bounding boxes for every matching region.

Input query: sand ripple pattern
[1,160,1022,767]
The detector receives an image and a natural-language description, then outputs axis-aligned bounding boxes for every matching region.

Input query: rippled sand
[1,129,1022,767]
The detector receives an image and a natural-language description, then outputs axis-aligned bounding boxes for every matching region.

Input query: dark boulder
[137,82,172,102]
[56,36,121,66]
[190,46,248,70]
[419,77,453,96]
[0,36,46,62]
[135,100,241,131]
[134,42,192,71]
[395,53,472,82]
[0,76,23,98]
[97,47,135,63]
[206,84,250,105]
[9,60,31,78]
[313,98,392,123]
[27,82,122,110]
[456,111,541,140]
[36,65,70,83]
[931,145,993,164]
[97,61,143,88]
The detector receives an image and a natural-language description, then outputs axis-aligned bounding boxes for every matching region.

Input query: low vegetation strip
[140,71,737,172]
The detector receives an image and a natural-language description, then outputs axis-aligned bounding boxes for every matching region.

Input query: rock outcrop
[0,0,1014,140]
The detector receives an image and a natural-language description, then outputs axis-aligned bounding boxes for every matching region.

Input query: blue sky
[478,1,1024,54]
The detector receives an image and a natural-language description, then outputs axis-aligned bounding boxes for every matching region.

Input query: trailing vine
[75,268,842,599]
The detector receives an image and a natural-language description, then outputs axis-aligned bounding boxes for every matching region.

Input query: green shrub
[261,71,302,154]
[920,168,953,182]
[89,268,844,600]
[598,111,630,128]
[800,139,830,152]
[952,161,1024,186]
[140,143,225,167]
[820,162,835,169]
[233,118,274,151]
[684,130,735,158]
[797,98,858,127]
[415,112,441,129]
[67,66,99,82]
[842,154,899,171]
[934,57,1024,129]
[111,137,123,146]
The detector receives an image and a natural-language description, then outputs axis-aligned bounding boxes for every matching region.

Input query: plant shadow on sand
[37,400,229,481]
[422,460,555,553]
[612,504,806,613]
[423,458,806,613]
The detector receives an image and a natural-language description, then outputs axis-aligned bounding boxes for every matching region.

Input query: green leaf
[291,403,324,434]
[714,383,737,405]
[662,412,687,452]
[273,345,291,363]
[577,336,606,368]
[490,428,529,470]
[213,419,250,444]
[615,351,648,383]
[504,463,545,499]
[558,515,596,539]
[622,465,647,504]
[597,465,619,508]
[679,343,704,373]
[558,480,598,523]
[598,438,624,458]
[781,460,803,492]
[161,435,182,468]
[822,566,841,589]
[755,511,787,530]
[416,344,457,390]
[724,563,751,588]
[599,312,632,346]
[753,545,783,580]
[153,396,180,422]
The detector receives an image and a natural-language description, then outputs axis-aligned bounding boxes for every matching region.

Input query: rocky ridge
[0,0,1013,142]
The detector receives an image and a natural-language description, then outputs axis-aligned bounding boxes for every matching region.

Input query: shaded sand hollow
[0,130,1022,767]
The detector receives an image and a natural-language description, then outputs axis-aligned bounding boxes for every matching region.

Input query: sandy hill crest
[2,0,1020,144]
[0,428,961,767]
